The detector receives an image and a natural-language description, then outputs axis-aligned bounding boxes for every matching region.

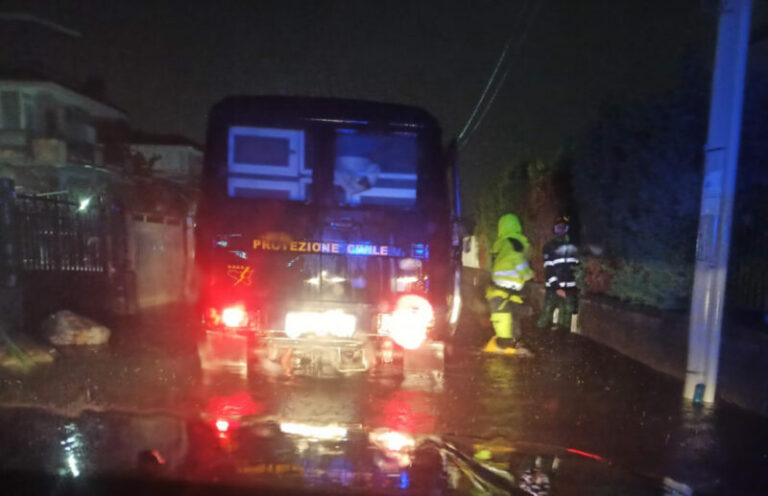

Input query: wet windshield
[0,1,767,496]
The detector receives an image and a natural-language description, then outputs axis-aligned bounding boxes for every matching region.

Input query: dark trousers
[537,288,577,329]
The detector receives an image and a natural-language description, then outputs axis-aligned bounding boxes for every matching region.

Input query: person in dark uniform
[537,216,579,331]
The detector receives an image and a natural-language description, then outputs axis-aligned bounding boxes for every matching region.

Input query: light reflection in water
[59,422,84,478]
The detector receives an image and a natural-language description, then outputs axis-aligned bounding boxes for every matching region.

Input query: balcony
[0,129,28,147]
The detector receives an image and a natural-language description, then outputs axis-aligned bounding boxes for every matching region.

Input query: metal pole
[684,0,752,403]
[0,178,20,288]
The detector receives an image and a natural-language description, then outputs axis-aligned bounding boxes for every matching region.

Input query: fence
[1,175,198,332]
[0,178,117,330]
[728,255,768,314]
[15,193,107,273]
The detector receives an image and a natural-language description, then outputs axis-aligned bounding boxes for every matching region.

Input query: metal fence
[15,194,107,273]
[728,258,768,312]
[728,225,768,314]
[0,178,118,329]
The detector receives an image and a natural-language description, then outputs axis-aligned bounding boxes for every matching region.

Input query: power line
[458,0,543,148]
[457,1,531,144]
[460,0,542,148]
[0,13,82,37]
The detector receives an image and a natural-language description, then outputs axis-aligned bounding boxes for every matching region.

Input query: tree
[572,53,767,310]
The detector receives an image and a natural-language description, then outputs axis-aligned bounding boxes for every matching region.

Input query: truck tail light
[221,306,248,328]
[388,294,434,350]
[370,429,415,452]
[215,418,230,433]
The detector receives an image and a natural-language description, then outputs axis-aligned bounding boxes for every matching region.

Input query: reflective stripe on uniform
[493,270,520,277]
[486,287,524,305]
[543,257,580,267]
[558,281,577,288]
[554,244,578,256]
[493,279,523,290]
[546,276,557,288]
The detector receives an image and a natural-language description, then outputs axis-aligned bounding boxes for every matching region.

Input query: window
[63,106,94,143]
[333,129,418,207]
[227,126,311,200]
[0,91,21,130]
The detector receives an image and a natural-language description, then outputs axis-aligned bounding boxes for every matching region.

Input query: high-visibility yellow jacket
[489,214,533,292]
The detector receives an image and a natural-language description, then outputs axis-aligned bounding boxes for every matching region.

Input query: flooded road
[0,308,765,494]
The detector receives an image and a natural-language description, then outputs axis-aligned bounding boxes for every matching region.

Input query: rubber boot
[484,313,519,354]
[483,336,531,355]
[570,314,579,334]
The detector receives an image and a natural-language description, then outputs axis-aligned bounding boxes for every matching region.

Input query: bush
[608,260,693,310]
[576,257,615,295]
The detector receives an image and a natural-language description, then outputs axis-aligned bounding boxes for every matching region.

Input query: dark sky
[3,0,726,200]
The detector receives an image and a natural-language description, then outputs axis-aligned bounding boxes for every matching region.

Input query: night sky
[2,0,732,201]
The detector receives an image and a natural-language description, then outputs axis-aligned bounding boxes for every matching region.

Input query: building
[0,78,126,169]
[128,133,202,186]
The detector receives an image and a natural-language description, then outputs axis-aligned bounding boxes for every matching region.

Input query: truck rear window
[227,126,311,201]
[334,129,418,207]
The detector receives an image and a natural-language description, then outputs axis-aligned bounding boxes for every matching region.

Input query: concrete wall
[577,294,768,415]
[523,282,768,415]
[128,216,192,309]
[577,295,688,380]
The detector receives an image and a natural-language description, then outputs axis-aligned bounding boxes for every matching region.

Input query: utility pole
[684,0,752,404]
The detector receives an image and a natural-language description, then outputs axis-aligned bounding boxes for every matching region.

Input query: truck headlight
[221,306,248,328]
[285,310,356,338]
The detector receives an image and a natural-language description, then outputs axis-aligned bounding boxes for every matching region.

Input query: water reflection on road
[0,325,765,495]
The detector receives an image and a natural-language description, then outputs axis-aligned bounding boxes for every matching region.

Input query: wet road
[0,308,766,495]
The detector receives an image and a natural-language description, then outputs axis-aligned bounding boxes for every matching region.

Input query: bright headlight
[379,294,434,350]
[285,310,356,338]
[280,422,348,440]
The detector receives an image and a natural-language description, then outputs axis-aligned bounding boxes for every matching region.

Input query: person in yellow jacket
[484,214,534,353]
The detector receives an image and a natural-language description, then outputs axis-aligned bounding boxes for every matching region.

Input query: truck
[196,96,460,377]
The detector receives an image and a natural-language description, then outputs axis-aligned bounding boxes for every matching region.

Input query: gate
[0,178,122,330]
[16,194,107,273]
